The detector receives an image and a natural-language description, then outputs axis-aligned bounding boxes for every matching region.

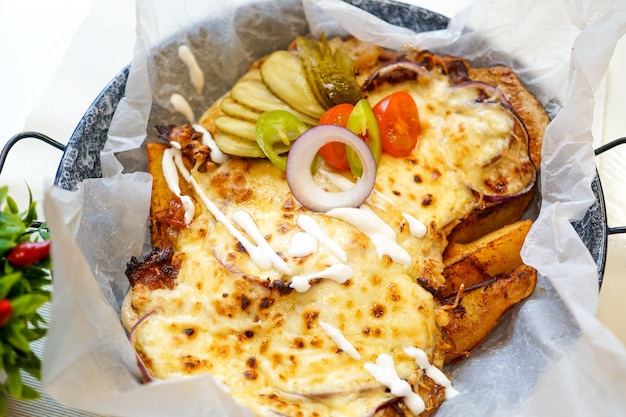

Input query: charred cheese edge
[121,39,548,417]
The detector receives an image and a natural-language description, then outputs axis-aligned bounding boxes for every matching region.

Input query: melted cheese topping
[123,69,518,416]
[365,76,515,230]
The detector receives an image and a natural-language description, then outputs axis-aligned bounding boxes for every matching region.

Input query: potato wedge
[447,186,536,244]
[441,219,532,298]
[441,264,537,363]
[147,142,190,248]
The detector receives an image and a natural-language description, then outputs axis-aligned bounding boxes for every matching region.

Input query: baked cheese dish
[121,36,548,416]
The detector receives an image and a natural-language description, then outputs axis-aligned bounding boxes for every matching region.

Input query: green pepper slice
[346,99,382,177]
[256,110,308,171]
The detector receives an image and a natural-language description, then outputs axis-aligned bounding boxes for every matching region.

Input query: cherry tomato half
[373,91,420,157]
[318,103,354,170]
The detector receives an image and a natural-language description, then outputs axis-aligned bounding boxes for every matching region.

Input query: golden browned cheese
[124,147,449,416]
[121,37,548,417]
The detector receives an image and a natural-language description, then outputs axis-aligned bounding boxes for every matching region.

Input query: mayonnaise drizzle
[319,320,361,360]
[364,354,425,415]
[404,347,459,400]
[290,264,353,293]
[326,206,412,269]
[191,188,270,271]
[162,147,195,224]
[192,123,226,164]
[231,210,292,275]
[319,167,391,207]
[402,212,428,238]
[318,168,354,191]
[178,45,205,94]
[163,146,286,272]
[287,232,318,257]
[170,93,195,124]
[297,215,348,262]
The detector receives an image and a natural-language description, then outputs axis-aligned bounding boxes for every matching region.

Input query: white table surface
[0,0,624,415]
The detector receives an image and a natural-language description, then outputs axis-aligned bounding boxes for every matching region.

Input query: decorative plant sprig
[0,185,52,415]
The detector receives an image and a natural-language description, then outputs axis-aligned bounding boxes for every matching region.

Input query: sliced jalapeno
[256,110,308,171]
[346,99,382,177]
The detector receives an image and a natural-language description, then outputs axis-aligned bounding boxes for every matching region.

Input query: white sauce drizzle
[297,215,348,262]
[231,210,292,275]
[287,232,318,257]
[319,320,361,360]
[170,93,195,124]
[326,206,412,269]
[402,212,428,238]
[162,147,195,224]
[404,347,459,400]
[192,123,226,164]
[318,168,355,191]
[290,264,353,293]
[162,147,287,272]
[319,167,393,207]
[178,45,205,94]
[364,354,425,415]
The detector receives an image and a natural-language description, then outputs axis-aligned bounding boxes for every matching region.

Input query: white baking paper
[42,0,626,416]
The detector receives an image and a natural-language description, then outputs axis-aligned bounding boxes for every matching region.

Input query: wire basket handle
[0,131,66,175]
[595,136,626,235]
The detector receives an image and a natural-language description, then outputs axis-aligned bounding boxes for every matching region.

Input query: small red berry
[7,241,51,268]
[0,299,12,327]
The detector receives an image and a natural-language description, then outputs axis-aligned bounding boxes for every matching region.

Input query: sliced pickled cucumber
[220,97,261,122]
[230,78,318,125]
[241,68,262,81]
[260,50,326,119]
[298,38,335,109]
[214,115,257,141]
[214,132,291,158]
[296,35,361,108]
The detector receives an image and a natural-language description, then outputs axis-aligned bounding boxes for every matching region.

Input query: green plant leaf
[0,186,8,206]
[5,323,30,353]
[10,294,48,318]
[17,384,40,401]
[4,197,18,216]
[20,198,38,228]
[0,388,7,417]
[0,272,22,299]
[0,240,16,257]
[0,223,23,241]
[0,185,49,406]
[5,364,22,398]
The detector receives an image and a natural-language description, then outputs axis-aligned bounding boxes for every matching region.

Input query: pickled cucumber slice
[260,50,326,119]
[214,115,257,141]
[296,35,362,108]
[214,132,291,158]
[220,97,261,122]
[230,78,318,126]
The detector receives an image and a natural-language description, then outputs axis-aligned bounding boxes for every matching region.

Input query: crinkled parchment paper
[42,0,626,416]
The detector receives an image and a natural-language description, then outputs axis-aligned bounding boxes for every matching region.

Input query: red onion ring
[501,102,532,148]
[135,356,154,383]
[473,103,537,203]
[451,80,511,106]
[128,309,156,339]
[286,125,376,212]
[127,310,156,382]
[361,61,431,92]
